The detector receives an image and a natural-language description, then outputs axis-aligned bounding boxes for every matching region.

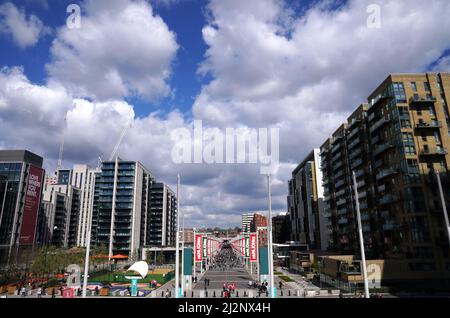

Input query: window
[424,82,431,92]
[404,145,416,155]
[401,119,412,128]
[411,82,417,92]
[393,82,407,103]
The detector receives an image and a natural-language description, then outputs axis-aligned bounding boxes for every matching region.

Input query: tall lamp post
[175,174,181,298]
[266,174,275,298]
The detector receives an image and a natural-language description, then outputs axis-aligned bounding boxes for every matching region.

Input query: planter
[100,287,110,296]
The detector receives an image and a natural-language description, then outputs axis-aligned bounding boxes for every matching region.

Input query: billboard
[250,233,257,262]
[19,166,44,245]
[195,235,203,262]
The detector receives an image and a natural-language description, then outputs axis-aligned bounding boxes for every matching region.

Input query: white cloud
[46,0,179,102]
[0,2,49,48]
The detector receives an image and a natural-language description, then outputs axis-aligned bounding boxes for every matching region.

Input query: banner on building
[19,166,44,245]
[250,233,257,262]
[195,234,203,262]
[241,238,245,256]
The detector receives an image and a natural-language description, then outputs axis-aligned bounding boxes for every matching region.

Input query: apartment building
[41,183,81,247]
[288,149,329,250]
[146,182,177,247]
[320,72,450,283]
[90,158,154,259]
[241,213,253,233]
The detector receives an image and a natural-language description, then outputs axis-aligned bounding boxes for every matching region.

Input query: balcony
[362,224,371,232]
[337,208,348,216]
[373,142,394,156]
[350,158,364,170]
[379,194,397,205]
[332,152,343,162]
[347,127,359,140]
[377,184,386,193]
[348,138,361,150]
[415,121,442,129]
[369,92,390,109]
[349,148,362,160]
[376,168,398,180]
[358,191,368,199]
[360,213,370,221]
[370,117,390,134]
[420,147,448,156]
[335,188,346,197]
[382,222,400,231]
[333,160,344,171]
[331,142,342,154]
[409,95,436,105]
[335,179,346,188]
[337,198,347,206]
[338,218,349,225]
[354,169,364,178]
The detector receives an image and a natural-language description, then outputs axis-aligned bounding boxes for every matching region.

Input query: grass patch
[278,275,294,282]
[274,271,282,275]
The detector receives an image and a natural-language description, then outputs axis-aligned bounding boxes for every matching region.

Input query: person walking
[51,288,56,298]
[37,287,42,298]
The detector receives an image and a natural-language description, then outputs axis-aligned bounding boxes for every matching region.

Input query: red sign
[62,288,74,298]
[19,166,44,245]
[250,234,257,262]
[195,235,203,262]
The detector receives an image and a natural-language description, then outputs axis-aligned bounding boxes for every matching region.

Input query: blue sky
[1,0,450,227]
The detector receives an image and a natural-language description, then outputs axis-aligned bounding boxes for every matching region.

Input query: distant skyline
[1,0,450,228]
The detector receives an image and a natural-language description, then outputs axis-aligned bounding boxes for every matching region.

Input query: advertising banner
[250,233,257,262]
[245,236,250,258]
[207,239,212,256]
[19,166,44,245]
[195,235,203,262]
[241,238,245,256]
[202,237,208,259]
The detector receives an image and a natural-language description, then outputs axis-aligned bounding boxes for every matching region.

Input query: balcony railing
[409,95,436,105]
[416,121,442,129]
[379,194,397,205]
[420,147,448,156]
[338,218,349,225]
[373,143,394,156]
[376,168,398,180]
[369,92,390,109]
[370,117,390,134]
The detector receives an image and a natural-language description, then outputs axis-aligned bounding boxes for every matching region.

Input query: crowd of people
[210,246,242,271]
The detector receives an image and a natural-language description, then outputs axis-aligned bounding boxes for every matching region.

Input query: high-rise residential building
[46,165,100,247]
[320,72,450,283]
[146,182,177,247]
[0,150,45,263]
[41,183,81,247]
[272,213,291,244]
[183,228,194,244]
[91,158,154,259]
[241,213,253,233]
[288,149,329,250]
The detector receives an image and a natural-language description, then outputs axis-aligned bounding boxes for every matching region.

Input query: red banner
[195,234,203,262]
[19,166,44,245]
[250,233,257,262]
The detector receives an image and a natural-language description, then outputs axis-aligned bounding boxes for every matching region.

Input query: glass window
[411,82,417,92]
[424,82,431,91]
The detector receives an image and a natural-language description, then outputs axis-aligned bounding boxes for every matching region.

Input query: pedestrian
[37,287,42,298]
[51,288,56,298]
[279,281,283,290]
[165,289,170,298]
[95,286,99,296]
[21,286,26,297]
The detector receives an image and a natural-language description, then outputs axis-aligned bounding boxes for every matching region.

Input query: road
[193,267,253,290]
